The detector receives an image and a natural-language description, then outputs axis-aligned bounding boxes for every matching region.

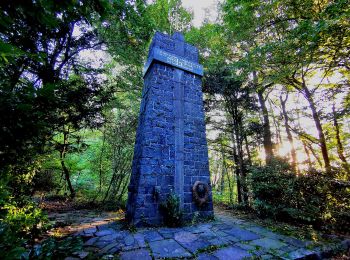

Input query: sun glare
[276,143,291,157]
[257,141,313,171]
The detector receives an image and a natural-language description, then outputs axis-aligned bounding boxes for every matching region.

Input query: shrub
[32,169,58,193]
[249,158,328,225]
[160,192,183,227]
[0,198,50,259]
[325,178,350,232]
[28,236,83,259]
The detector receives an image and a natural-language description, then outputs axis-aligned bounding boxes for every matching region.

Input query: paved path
[59,210,348,260]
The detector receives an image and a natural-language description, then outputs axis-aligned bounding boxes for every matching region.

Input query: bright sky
[181,0,222,27]
[77,0,222,68]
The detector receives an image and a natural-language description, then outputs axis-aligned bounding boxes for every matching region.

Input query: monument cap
[172,32,185,42]
[143,32,203,77]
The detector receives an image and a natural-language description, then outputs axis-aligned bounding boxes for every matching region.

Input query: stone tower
[126,32,213,226]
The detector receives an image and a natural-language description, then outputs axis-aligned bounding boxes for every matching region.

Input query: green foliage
[186,23,231,73]
[1,0,108,170]
[0,0,154,189]
[0,198,50,259]
[190,211,201,225]
[249,158,350,232]
[147,0,193,34]
[249,158,325,223]
[29,236,83,259]
[0,0,156,255]
[0,0,348,256]
[326,178,350,232]
[160,192,183,227]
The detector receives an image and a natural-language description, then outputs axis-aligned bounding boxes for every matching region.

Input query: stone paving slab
[144,230,164,242]
[213,246,252,260]
[181,239,211,253]
[223,226,261,241]
[208,236,230,247]
[120,248,152,260]
[60,211,349,260]
[95,229,115,237]
[174,231,198,243]
[197,252,219,260]
[99,241,120,255]
[149,239,192,259]
[250,237,287,250]
[286,248,317,259]
[134,233,147,247]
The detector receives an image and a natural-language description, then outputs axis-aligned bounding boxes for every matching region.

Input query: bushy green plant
[248,158,328,224]
[28,236,83,259]
[324,177,350,232]
[249,158,350,232]
[160,192,183,227]
[0,198,50,259]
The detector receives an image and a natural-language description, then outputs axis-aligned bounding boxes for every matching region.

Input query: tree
[221,1,277,164]
[146,0,193,34]
[205,66,258,203]
[332,103,350,175]
[279,92,298,171]
[222,0,350,173]
[0,0,153,185]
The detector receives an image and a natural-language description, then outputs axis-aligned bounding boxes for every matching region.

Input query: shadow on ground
[43,207,349,260]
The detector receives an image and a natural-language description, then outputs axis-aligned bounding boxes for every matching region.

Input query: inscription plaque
[143,47,204,77]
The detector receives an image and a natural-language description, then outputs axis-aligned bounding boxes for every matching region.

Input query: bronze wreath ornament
[192,181,209,207]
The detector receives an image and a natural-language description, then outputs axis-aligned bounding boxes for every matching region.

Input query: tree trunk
[234,114,248,204]
[231,127,242,204]
[92,128,107,202]
[273,114,283,145]
[224,161,234,204]
[103,173,115,202]
[302,84,331,173]
[302,140,312,169]
[212,152,221,190]
[59,131,75,199]
[254,72,274,163]
[244,133,252,165]
[220,150,225,193]
[117,178,130,203]
[98,129,107,192]
[280,94,298,172]
[269,99,282,145]
[60,159,75,199]
[221,149,233,204]
[332,104,350,174]
[257,89,274,163]
[306,142,323,168]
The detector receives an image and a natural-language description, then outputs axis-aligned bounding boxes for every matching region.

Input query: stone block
[213,246,252,260]
[197,253,219,260]
[144,230,163,242]
[223,227,261,241]
[250,237,286,250]
[120,249,152,260]
[95,229,115,237]
[149,239,191,259]
[180,239,211,253]
[174,231,198,243]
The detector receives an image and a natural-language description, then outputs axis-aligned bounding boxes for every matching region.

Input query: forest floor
[37,202,350,260]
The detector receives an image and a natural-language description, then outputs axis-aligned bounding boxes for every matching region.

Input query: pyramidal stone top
[143,32,203,77]
[172,31,185,41]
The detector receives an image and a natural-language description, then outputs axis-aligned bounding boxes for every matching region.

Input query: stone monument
[126,32,213,226]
